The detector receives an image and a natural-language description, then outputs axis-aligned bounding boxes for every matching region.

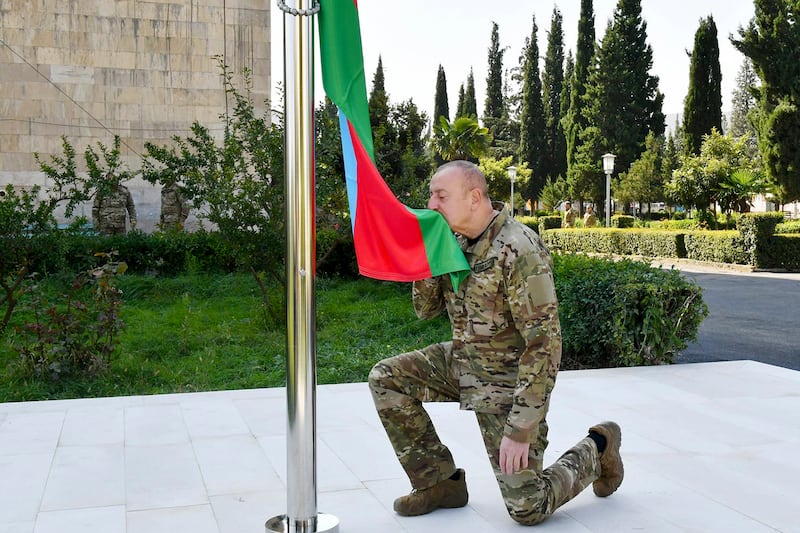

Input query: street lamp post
[507,165,517,217]
[602,153,616,228]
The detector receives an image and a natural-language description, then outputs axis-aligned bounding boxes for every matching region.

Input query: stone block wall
[0,0,271,231]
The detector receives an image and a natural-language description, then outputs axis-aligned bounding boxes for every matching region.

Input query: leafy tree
[541,7,567,183]
[683,16,723,155]
[615,132,667,213]
[666,129,758,220]
[563,0,595,175]
[729,59,759,140]
[662,132,680,193]
[577,0,666,208]
[518,15,546,200]
[433,65,450,125]
[1,136,106,333]
[731,0,800,201]
[142,66,285,321]
[478,156,531,212]
[432,116,492,162]
[391,99,433,203]
[539,175,569,211]
[315,97,348,228]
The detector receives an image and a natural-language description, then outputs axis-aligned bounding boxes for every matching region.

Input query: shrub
[317,228,358,278]
[645,218,700,230]
[538,215,562,233]
[611,214,635,228]
[775,220,800,234]
[553,254,708,369]
[516,216,540,234]
[11,254,127,380]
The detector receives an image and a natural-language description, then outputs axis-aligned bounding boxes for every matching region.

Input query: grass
[0,273,450,403]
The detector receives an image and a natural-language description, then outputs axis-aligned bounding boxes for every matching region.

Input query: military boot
[589,421,623,497]
[393,468,469,516]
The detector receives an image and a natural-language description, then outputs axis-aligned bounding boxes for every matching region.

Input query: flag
[318,0,470,290]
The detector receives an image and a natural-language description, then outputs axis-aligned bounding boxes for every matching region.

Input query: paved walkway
[1,360,798,533]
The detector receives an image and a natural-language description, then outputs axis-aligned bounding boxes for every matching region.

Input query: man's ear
[469,187,482,209]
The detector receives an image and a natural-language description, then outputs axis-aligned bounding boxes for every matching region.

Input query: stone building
[0,0,271,231]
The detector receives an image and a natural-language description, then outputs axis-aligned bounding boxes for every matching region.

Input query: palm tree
[432,116,492,162]
[718,169,766,221]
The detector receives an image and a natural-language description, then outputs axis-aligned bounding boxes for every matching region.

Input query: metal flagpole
[267,1,338,531]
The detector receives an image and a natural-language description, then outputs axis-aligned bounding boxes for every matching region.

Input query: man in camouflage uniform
[369,161,623,525]
[584,204,598,228]
[92,183,136,236]
[159,182,189,230]
[562,200,576,228]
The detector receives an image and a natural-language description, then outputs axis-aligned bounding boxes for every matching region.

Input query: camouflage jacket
[160,184,189,228]
[562,209,576,228]
[92,185,136,232]
[412,203,562,444]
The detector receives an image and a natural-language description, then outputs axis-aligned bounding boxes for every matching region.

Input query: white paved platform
[0,360,798,533]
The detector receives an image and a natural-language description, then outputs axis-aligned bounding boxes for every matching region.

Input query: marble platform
[1,360,798,533]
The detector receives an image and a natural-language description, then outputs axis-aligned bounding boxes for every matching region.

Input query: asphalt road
[671,267,800,371]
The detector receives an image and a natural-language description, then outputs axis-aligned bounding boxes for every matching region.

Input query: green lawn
[0,274,450,402]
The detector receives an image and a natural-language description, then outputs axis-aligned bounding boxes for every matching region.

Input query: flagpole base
[266,513,339,532]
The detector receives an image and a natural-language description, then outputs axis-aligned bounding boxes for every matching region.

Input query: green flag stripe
[318,0,374,159]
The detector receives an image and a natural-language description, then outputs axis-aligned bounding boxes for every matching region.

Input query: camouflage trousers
[368,342,601,525]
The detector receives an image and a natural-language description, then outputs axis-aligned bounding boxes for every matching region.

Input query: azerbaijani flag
[318,0,470,290]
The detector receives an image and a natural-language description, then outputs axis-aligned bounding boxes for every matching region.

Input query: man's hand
[499,436,530,475]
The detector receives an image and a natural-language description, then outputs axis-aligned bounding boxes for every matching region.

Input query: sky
[271,0,756,122]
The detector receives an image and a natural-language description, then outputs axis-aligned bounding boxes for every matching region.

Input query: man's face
[427,168,473,234]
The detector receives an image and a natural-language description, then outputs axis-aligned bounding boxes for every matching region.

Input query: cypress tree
[577,0,665,206]
[518,15,546,200]
[433,64,450,125]
[560,51,575,143]
[563,0,595,175]
[483,22,505,124]
[682,16,722,155]
[463,69,478,118]
[541,7,567,181]
[729,59,758,139]
[368,56,390,130]
[732,0,800,201]
[455,83,466,118]
[367,57,400,180]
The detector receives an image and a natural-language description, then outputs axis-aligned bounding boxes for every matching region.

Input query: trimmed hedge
[761,234,800,270]
[683,230,749,264]
[540,212,798,271]
[775,220,800,234]
[542,228,686,258]
[20,228,356,279]
[538,215,562,233]
[611,214,635,228]
[737,212,784,268]
[516,216,540,234]
[553,254,708,368]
